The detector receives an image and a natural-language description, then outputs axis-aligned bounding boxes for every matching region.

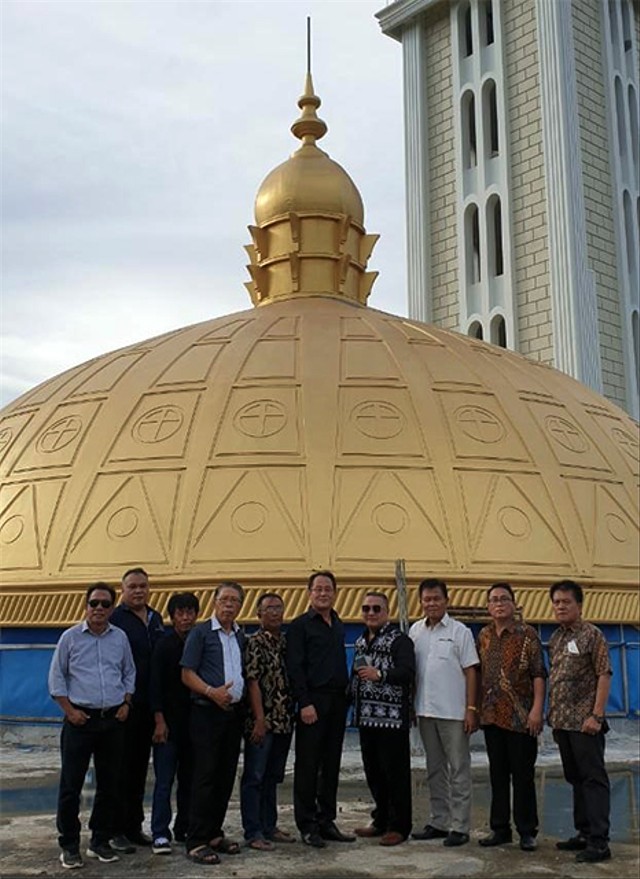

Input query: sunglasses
[362,604,383,614]
[88,599,113,609]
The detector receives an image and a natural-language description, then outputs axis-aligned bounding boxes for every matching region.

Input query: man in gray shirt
[49,582,135,869]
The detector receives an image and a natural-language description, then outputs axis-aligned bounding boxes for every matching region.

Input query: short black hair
[550,579,583,605]
[308,570,337,591]
[418,578,448,600]
[86,582,116,605]
[167,592,200,617]
[257,592,284,612]
[487,581,515,602]
[214,581,245,603]
[122,567,148,583]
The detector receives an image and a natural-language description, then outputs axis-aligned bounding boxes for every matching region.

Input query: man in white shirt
[409,578,479,847]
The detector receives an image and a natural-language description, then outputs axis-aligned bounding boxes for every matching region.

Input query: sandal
[248,838,274,851]
[187,845,220,865]
[209,836,241,855]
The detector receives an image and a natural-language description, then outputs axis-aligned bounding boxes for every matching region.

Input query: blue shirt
[48,621,136,709]
[181,616,245,703]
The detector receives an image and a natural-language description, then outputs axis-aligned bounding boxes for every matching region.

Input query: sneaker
[110,835,136,853]
[152,837,172,855]
[128,830,153,846]
[86,842,119,863]
[59,848,83,869]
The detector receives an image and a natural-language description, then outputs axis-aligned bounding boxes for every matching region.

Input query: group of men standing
[48,568,613,869]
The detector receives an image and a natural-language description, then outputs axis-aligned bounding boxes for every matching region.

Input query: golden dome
[0,73,638,628]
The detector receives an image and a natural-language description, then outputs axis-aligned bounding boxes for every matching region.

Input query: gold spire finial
[291,18,327,145]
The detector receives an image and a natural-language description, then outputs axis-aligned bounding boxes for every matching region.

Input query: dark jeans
[293,690,348,835]
[151,728,193,841]
[113,702,154,838]
[483,724,538,837]
[187,703,243,850]
[553,728,610,846]
[359,726,412,838]
[240,731,292,841]
[56,712,125,850]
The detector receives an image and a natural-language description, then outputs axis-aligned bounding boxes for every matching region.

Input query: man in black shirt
[149,592,200,855]
[110,567,165,851]
[286,570,355,848]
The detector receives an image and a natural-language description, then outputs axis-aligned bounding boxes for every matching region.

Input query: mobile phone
[353,655,370,670]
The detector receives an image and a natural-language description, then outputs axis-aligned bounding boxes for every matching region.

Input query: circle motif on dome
[611,428,638,459]
[498,506,532,539]
[372,502,408,534]
[232,502,267,534]
[37,416,83,453]
[606,513,628,543]
[455,407,505,443]
[352,402,404,439]
[0,427,13,453]
[545,416,588,453]
[0,515,24,545]
[133,406,183,443]
[107,507,139,540]
[234,401,287,438]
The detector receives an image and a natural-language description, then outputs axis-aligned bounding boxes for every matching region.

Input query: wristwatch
[591,713,605,723]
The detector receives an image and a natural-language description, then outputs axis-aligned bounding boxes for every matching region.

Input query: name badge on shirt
[567,639,579,655]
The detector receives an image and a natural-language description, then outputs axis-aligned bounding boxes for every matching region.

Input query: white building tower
[377,0,639,418]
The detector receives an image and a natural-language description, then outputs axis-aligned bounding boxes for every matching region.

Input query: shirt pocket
[436,639,454,660]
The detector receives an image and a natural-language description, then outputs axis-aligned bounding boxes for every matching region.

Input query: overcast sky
[1,0,406,407]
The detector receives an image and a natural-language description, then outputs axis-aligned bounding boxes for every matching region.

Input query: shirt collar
[491,619,518,635]
[425,611,449,629]
[210,614,239,633]
[81,620,114,636]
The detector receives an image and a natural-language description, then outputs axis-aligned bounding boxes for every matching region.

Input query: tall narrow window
[623,190,638,290]
[490,315,507,348]
[465,204,481,284]
[461,2,473,57]
[483,79,499,157]
[615,77,627,158]
[481,0,494,46]
[622,0,632,52]
[633,310,639,383]
[487,196,504,277]
[629,85,639,185]
[609,0,619,48]
[469,321,483,340]
[462,91,477,168]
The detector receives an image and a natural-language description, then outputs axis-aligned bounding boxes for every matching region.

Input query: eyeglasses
[88,599,112,609]
[217,596,241,605]
[362,604,383,614]
[488,596,512,604]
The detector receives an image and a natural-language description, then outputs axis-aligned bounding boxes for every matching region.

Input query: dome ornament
[290,19,327,147]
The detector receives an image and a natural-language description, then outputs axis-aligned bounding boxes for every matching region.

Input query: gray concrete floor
[1,724,638,878]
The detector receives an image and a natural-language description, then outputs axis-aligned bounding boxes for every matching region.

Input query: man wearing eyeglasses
[286,570,354,848]
[48,583,136,869]
[180,581,246,865]
[476,582,546,852]
[240,592,295,850]
[351,592,415,846]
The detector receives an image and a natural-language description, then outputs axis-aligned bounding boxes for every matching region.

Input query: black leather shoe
[443,831,470,847]
[556,835,588,851]
[519,835,537,851]
[411,825,449,841]
[575,846,611,863]
[478,831,512,847]
[301,832,326,849]
[319,822,356,842]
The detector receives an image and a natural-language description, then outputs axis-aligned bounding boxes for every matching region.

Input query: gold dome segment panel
[246,74,378,306]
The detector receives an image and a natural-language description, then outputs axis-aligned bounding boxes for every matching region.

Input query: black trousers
[293,691,348,835]
[186,703,243,850]
[113,702,154,838]
[483,724,538,837]
[553,728,610,846]
[56,712,125,849]
[359,726,412,838]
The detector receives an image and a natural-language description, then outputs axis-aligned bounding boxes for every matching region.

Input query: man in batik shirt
[476,582,546,852]
[240,593,295,850]
[548,579,612,864]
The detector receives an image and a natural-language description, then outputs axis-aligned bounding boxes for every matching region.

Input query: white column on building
[402,20,431,323]
[536,0,602,392]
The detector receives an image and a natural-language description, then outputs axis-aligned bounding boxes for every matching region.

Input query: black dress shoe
[478,831,512,847]
[519,835,537,851]
[319,822,356,842]
[411,824,449,841]
[301,832,326,849]
[443,831,470,847]
[556,835,587,851]
[575,846,611,863]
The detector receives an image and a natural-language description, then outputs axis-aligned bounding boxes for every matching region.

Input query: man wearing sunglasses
[351,592,415,846]
[48,582,135,869]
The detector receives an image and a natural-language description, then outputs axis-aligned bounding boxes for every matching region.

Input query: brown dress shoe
[380,832,406,847]
[355,825,384,838]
